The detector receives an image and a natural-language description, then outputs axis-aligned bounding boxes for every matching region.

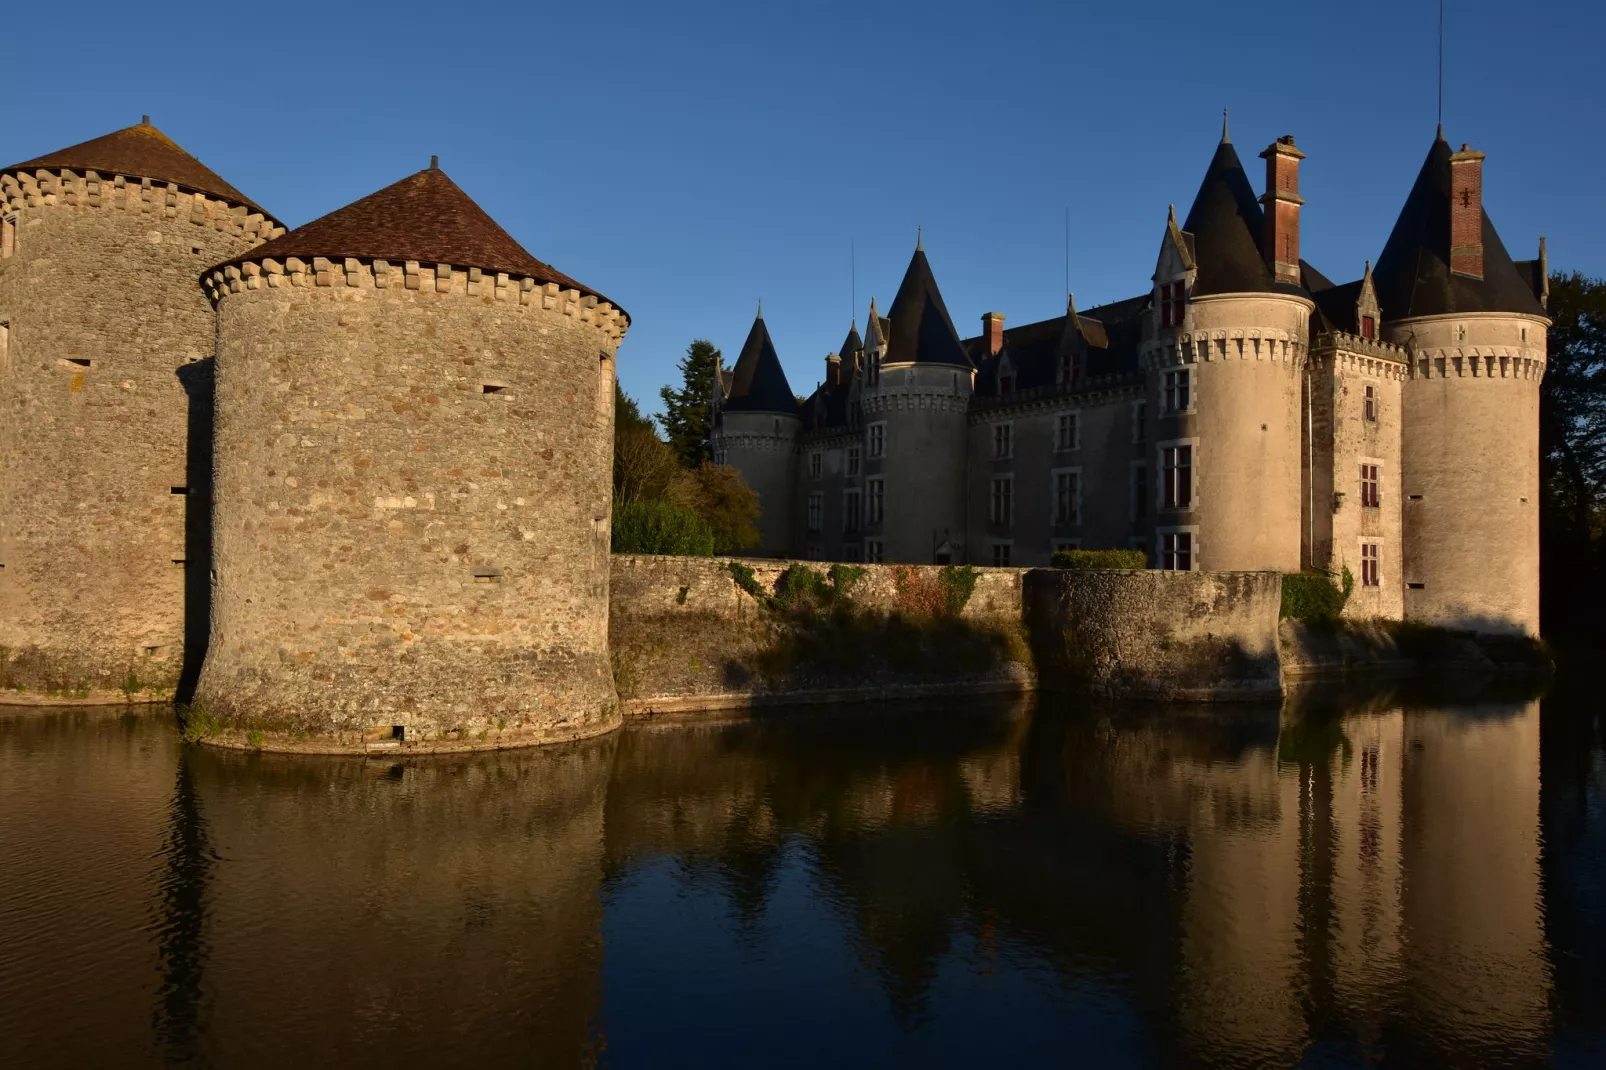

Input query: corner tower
[195,164,629,747]
[712,311,801,556]
[1374,133,1548,634]
[1140,129,1312,572]
[862,244,973,564]
[0,119,282,702]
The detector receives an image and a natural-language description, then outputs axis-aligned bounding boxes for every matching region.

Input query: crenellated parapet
[1408,348,1545,382]
[202,258,629,345]
[1317,348,1410,382]
[0,167,284,242]
[861,384,969,416]
[968,374,1142,419]
[1140,327,1308,371]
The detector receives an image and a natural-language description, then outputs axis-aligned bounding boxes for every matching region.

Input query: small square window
[866,539,885,563]
[1161,531,1193,571]
[1163,369,1191,414]
[991,542,1012,567]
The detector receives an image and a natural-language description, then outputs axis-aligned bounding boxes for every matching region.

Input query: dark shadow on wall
[175,358,214,705]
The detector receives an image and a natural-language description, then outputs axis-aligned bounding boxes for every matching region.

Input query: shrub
[1280,571,1349,622]
[938,565,980,615]
[1050,548,1148,570]
[612,499,716,556]
[178,702,220,744]
[724,560,766,600]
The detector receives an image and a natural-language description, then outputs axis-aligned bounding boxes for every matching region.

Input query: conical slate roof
[4,118,273,218]
[1180,136,1283,297]
[723,313,800,415]
[217,165,620,312]
[885,247,971,367]
[1371,134,1544,321]
[838,321,863,370]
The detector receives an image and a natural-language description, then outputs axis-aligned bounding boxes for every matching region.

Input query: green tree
[670,462,761,553]
[659,339,722,468]
[614,383,679,504]
[1540,272,1606,641]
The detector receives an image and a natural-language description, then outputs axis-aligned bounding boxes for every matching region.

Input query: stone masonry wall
[0,171,276,703]
[194,269,621,748]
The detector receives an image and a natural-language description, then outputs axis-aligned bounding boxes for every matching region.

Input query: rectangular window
[1053,540,1080,553]
[843,489,862,534]
[867,355,880,388]
[1132,400,1147,443]
[1161,531,1194,571]
[1361,315,1376,340]
[1360,464,1380,508]
[992,422,1013,459]
[1162,445,1193,509]
[846,446,860,476]
[866,539,885,564]
[1,215,15,259]
[867,478,884,525]
[867,422,886,458]
[992,543,1012,567]
[843,543,863,563]
[1361,543,1380,587]
[0,321,9,373]
[1363,384,1378,422]
[1052,469,1080,525]
[1056,411,1079,451]
[1163,369,1191,413]
[1131,462,1148,520]
[989,476,1013,526]
[1161,281,1187,328]
[807,492,822,534]
[809,452,822,479]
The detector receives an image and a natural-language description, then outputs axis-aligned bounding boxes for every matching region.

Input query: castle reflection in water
[3,682,1602,1067]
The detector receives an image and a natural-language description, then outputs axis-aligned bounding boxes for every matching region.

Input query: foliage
[827,564,867,598]
[670,462,761,553]
[178,702,220,744]
[938,565,980,615]
[659,339,723,468]
[1050,548,1148,570]
[892,567,947,618]
[614,380,656,435]
[614,384,680,505]
[1539,271,1606,643]
[612,499,716,556]
[1280,571,1350,622]
[724,560,765,600]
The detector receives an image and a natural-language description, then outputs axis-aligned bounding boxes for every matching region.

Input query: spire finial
[430,154,439,170]
[1221,108,1230,143]
[757,297,763,318]
[1167,203,1177,226]
[916,224,923,251]
[141,114,150,125]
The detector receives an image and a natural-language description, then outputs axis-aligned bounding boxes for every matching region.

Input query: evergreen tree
[659,339,722,468]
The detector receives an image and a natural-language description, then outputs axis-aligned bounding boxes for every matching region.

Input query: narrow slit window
[472,566,503,583]
[481,383,507,394]
[170,487,188,495]
[63,357,93,368]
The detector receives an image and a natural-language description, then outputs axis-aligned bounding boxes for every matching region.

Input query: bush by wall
[1050,548,1148,570]
[612,499,716,556]
[1280,568,1352,622]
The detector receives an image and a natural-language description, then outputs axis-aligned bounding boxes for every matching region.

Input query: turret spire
[1221,108,1230,144]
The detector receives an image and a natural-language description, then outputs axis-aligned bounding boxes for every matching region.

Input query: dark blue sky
[5,0,1598,416]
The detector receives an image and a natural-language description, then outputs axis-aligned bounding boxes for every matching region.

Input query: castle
[0,119,628,743]
[713,124,1550,636]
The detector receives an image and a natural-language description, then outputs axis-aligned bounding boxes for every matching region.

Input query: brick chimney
[1258,135,1305,284]
[1449,143,1486,279]
[825,352,841,387]
[982,312,1005,356]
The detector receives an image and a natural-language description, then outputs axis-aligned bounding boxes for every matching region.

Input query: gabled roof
[723,313,800,416]
[4,119,273,219]
[885,248,972,368]
[1371,133,1546,321]
[214,165,621,313]
[1181,137,1289,297]
[965,293,1149,399]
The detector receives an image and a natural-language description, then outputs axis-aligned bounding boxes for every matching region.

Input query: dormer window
[999,374,1014,394]
[1361,315,1376,340]
[1160,281,1187,328]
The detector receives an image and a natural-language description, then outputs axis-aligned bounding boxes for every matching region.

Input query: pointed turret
[1180,138,1280,296]
[1371,132,1544,320]
[865,298,887,350]
[722,312,800,415]
[839,320,864,370]
[885,246,971,368]
[4,117,274,219]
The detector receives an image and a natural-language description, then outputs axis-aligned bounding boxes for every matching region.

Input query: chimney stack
[825,353,841,388]
[1449,143,1486,279]
[982,312,1005,356]
[1258,135,1305,284]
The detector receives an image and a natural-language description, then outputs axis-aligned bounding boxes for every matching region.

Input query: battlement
[1312,331,1409,364]
[0,167,283,242]
[968,372,1143,418]
[1141,327,1307,370]
[203,257,629,345]
[1409,349,1545,382]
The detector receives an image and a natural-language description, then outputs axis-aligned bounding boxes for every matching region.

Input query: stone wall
[1023,568,1283,701]
[609,554,1031,713]
[0,170,276,704]
[194,263,622,748]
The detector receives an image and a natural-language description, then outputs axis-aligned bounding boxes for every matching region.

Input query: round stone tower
[1141,133,1311,573]
[861,247,973,565]
[194,163,629,749]
[713,311,801,557]
[1376,135,1549,635]
[0,119,281,703]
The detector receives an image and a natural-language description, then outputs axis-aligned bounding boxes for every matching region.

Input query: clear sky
[5,0,1600,419]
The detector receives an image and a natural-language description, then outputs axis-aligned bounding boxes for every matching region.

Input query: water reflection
[0,681,1601,1067]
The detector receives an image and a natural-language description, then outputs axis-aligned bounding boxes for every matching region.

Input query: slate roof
[966,293,1149,400]
[4,119,274,219]
[723,314,800,416]
[885,248,973,367]
[1181,137,1291,297]
[214,166,621,313]
[800,321,865,431]
[1371,134,1545,321]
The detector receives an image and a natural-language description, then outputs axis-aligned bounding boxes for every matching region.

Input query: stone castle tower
[1374,133,1550,635]
[195,163,628,745]
[0,120,283,702]
[712,312,801,556]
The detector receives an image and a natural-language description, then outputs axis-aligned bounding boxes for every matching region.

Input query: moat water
[2,680,1603,1068]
